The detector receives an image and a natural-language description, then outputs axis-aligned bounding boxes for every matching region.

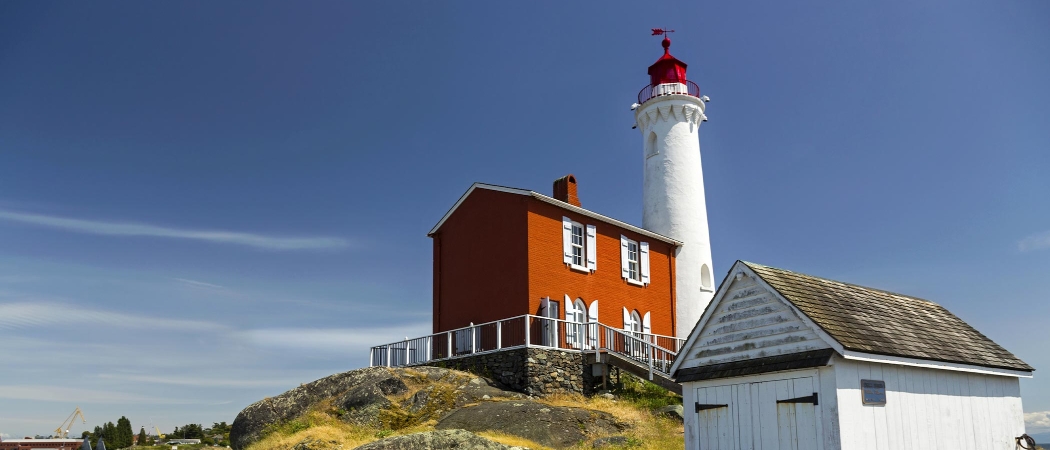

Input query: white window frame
[627,240,640,282]
[563,218,595,273]
[566,297,588,350]
[570,221,585,268]
[622,237,644,286]
[621,235,651,286]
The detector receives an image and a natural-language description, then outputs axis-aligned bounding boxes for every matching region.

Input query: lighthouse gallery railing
[368,314,686,379]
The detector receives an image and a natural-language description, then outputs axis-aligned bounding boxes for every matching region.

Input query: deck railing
[369,314,685,379]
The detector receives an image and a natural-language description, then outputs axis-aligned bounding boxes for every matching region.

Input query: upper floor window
[620,235,651,286]
[562,217,596,272]
[626,240,640,281]
[570,222,585,267]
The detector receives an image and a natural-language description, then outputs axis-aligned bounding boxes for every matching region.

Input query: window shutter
[563,294,574,320]
[562,217,573,265]
[586,224,597,271]
[620,235,630,279]
[587,300,599,350]
[623,307,631,330]
[540,297,549,317]
[642,312,652,336]
[640,242,651,285]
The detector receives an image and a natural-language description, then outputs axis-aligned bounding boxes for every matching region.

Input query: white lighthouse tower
[634,33,714,337]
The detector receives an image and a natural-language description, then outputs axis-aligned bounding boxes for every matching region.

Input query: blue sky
[2,0,1049,439]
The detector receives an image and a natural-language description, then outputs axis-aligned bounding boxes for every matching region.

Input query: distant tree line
[80,416,133,449]
[77,419,230,448]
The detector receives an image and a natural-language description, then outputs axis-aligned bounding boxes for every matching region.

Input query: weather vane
[651,28,675,37]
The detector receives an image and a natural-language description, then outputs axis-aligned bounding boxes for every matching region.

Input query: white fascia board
[839,350,1034,378]
[671,261,845,375]
[427,183,533,236]
[427,183,682,246]
[528,192,682,245]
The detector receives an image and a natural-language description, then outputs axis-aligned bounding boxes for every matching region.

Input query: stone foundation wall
[423,347,597,396]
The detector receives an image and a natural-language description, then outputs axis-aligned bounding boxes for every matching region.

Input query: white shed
[671,261,1034,450]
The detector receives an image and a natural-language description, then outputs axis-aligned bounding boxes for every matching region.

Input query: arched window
[630,310,642,334]
[701,264,713,290]
[566,297,588,349]
[646,131,658,159]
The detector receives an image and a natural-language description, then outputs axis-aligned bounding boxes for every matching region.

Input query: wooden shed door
[696,376,819,450]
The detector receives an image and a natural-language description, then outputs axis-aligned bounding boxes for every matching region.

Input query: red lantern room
[638,33,700,104]
[648,37,687,86]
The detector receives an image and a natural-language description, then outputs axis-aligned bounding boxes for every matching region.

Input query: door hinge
[777,392,818,406]
[695,403,729,412]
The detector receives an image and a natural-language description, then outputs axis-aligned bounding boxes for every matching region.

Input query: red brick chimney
[552,174,581,207]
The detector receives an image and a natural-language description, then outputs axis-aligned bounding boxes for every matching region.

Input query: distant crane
[150,418,165,440]
[55,406,86,439]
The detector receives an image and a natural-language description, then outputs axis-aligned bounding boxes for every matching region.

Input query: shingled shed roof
[743,261,1033,372]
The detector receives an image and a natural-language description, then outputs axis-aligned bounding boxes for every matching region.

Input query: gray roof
[744,261,1033,373]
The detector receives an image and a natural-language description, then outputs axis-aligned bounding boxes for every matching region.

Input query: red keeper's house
[428,176,681,343]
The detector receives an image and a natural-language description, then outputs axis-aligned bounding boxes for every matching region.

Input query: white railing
[368,314,686,379]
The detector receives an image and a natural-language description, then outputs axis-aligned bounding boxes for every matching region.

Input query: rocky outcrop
[352,429,522,450]
[230,366,522,450]
[435,400,625,448]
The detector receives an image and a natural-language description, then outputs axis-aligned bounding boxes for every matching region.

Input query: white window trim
[565,219,594,274]
[622,237,644,285]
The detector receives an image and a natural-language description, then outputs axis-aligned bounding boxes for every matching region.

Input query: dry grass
[538,393,684,450]
[247,378,685,450]
[247,409,375,450]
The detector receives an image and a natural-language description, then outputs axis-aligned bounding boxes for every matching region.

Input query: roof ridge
[740,260,939,307]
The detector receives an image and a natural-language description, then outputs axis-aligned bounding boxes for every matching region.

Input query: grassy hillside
[246,370,685,450]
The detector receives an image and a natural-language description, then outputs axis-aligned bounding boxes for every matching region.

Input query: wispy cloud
[232,323,431,353]
[1027,411,1050,433]
[96,373,301,389]
[0,385,200,404]
[0,302,225,332]
[1018,230,1050,252]
[0,208,350,251]
[173,278,224,289]
[0,433,10,439]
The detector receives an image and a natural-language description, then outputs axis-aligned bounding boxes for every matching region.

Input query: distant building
[0,439,83,450]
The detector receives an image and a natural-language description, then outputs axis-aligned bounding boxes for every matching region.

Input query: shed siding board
[832,359,1024,450]
[817,365,840,450]
[680,276,830,369]
[683,381,698,446]
[525,199,677,336]
[683,369,828,450]
[432,189,529,332]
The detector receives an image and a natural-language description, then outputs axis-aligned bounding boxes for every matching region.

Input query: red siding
[524,199,677,336]
[432,189,529,333]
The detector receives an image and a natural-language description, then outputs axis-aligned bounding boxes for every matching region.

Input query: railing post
[369,348,374,367]
[524,315,531,347]
[386,346,391,368]
[447,331,452,358]
[496,320,502,350]
[470,322,476,354]
[404,338,410,366]
[648,343,654,381]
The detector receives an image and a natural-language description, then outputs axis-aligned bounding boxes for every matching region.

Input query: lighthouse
[634,33,714,337]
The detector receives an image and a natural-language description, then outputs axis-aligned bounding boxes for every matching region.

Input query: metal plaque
[861,379,886,405]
